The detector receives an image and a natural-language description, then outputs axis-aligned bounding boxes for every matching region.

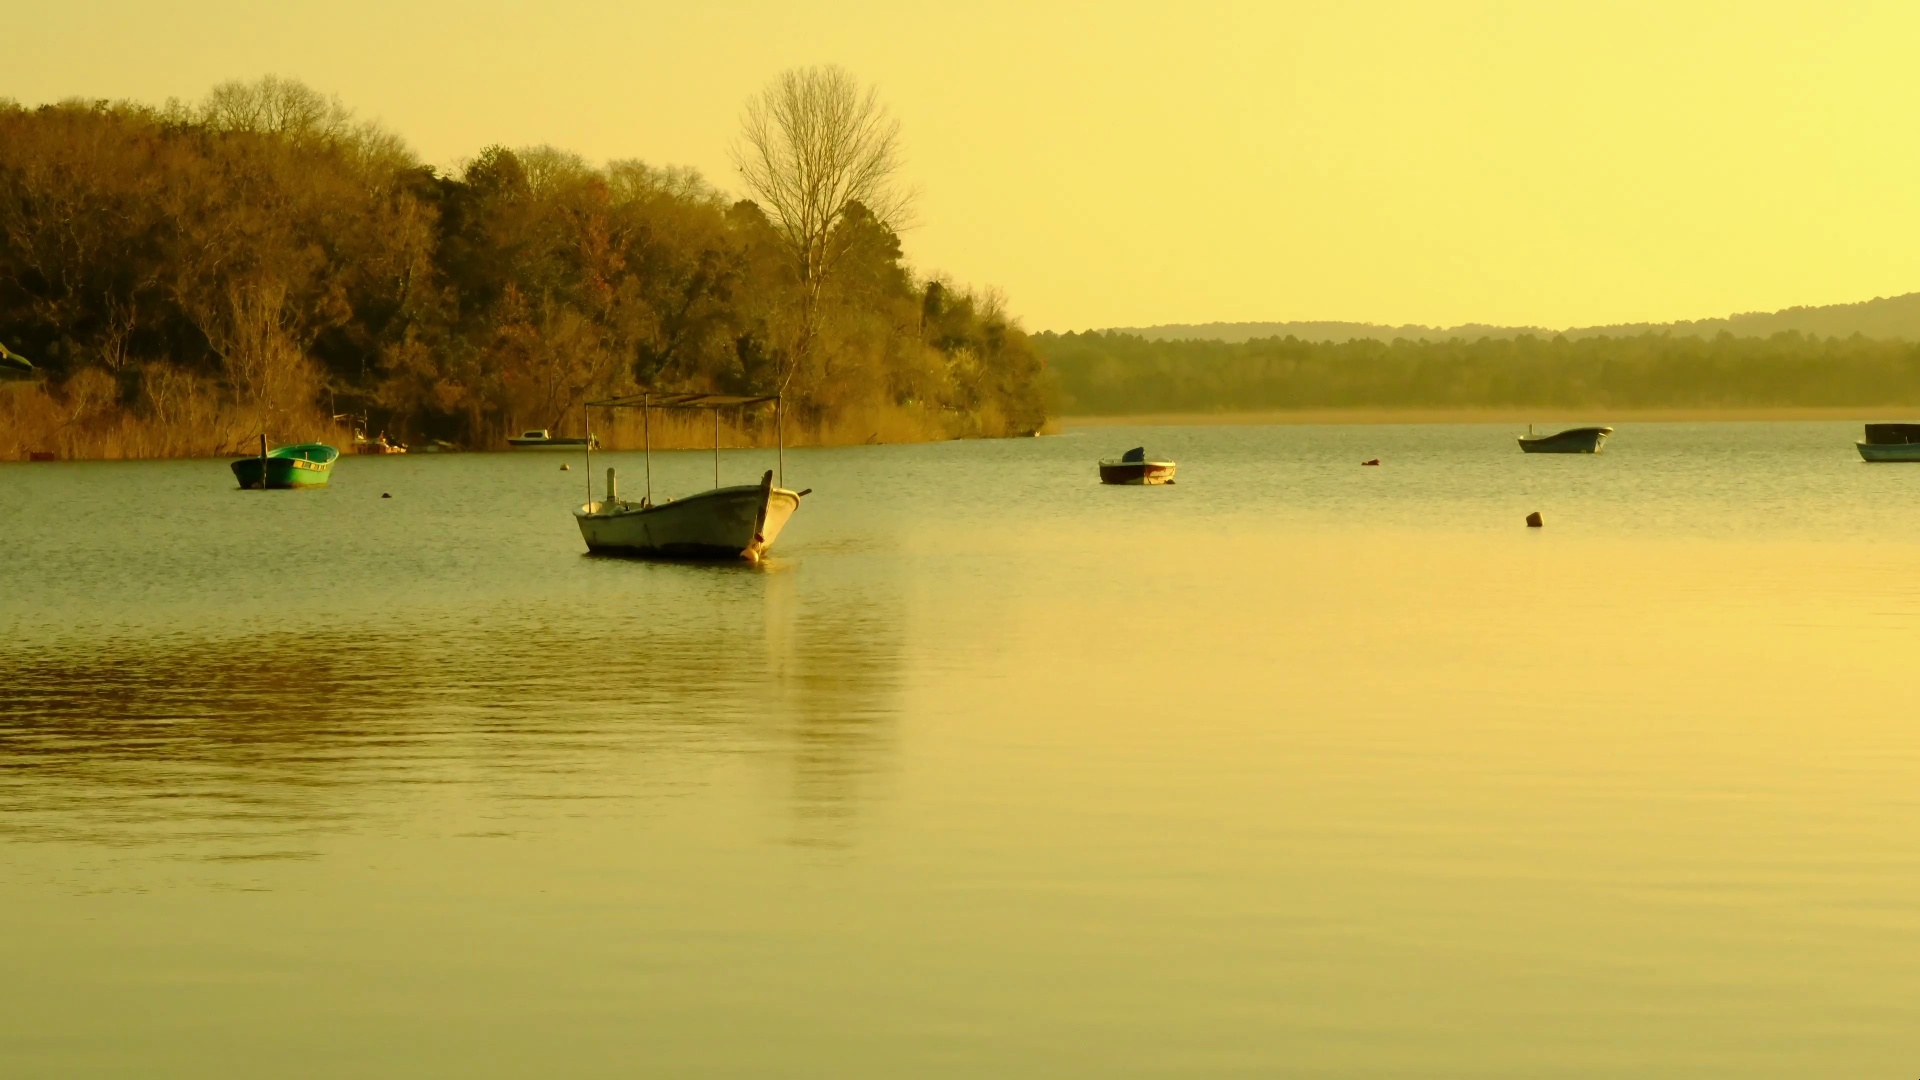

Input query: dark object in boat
[1864,423,1920,443]
[1362,458,1380,466]
[1099,447,1176,485]
[1518,426,1612,454]
[1858,423,1920,461]
[1526,511,1543,527]
[382,492,392,499]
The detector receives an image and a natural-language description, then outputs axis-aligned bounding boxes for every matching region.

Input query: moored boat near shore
[353,432,407,454]
[1099,446,1176,484]
[510,429,598,450]
[1857,423,1920,461]
[232,443,339,489]
[1518,426,1613,454]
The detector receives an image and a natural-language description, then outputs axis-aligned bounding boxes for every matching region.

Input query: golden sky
[14,1,1920,331]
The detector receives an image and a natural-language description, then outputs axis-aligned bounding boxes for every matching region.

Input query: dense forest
[1040,330,1920,415]
[0,74,1048,459]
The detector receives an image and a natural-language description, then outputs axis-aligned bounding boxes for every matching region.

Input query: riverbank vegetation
[1039,330,1920,416]
[0,71,1047,460]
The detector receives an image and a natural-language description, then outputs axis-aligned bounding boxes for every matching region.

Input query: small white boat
[577,469,801,561]
[570,392,805,562]
[1858,423,1920,462]
[510,429,599,450]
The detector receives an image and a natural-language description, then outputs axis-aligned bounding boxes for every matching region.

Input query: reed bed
[2,379,349,462]
[582,401,963,451]
[3,379,1018,461]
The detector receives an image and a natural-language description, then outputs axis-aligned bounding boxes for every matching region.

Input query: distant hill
[1111,292,1920,344]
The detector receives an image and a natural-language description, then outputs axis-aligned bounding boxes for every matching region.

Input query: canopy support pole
[583,399,593,506]
[775,395,784,488]
[643,394,652,504]
[713,409,721,489]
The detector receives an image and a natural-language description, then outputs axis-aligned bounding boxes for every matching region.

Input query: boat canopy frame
[581,392,785,507]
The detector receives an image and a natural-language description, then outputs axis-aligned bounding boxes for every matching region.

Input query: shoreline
[1058,406,1908,428]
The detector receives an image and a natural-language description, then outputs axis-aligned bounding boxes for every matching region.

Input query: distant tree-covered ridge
[1039,330,1920,415]
[1113,292,1920,345]
[0,72,1047,459]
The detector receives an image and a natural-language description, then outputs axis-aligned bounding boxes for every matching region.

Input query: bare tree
[732,65,913,390]
[202,76,353,144]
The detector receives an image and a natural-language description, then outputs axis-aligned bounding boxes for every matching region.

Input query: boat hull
[1518,428,1610,454]
[1099,461,1177,485]
[231,446,338,489]
[508,438,594,450]
[1857,441,1920,462]
[575,472,800,561]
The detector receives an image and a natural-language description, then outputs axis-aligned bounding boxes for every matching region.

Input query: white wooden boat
[571,392,805,562]
[577,469,801,560]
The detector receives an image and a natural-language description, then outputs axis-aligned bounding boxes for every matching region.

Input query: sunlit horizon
[14,1,1920,332]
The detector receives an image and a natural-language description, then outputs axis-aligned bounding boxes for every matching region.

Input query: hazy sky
[13,2,1920,331]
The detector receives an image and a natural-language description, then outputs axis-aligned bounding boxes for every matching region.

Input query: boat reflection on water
[0,573,905,855]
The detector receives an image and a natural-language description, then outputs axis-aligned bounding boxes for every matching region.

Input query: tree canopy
[0,76,1047,458]
[1039,330,1920,414]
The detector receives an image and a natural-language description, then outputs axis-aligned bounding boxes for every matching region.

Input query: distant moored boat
[353,432,407,454]
[1518,426,1613,454]
[1099,446,1176,484]
[509,429,599,450]
[1857,423,1920,462]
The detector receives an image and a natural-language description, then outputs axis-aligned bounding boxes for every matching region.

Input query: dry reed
[2,377,349,461]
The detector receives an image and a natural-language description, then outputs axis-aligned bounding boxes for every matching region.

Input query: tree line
[1037,330,1920,414]
[0,71,1048,458]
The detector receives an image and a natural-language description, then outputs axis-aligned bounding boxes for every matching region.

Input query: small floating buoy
[382,492,392,499]
[1526,511,1543,527]
[1362,458,1380,466]
[560,463,571,471]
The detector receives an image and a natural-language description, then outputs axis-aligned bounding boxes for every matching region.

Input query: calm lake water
[4,421,1920,1077]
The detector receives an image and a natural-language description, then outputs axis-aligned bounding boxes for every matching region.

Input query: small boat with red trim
[1098,446,1176,485]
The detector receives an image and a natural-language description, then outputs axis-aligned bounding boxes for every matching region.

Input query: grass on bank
[1,378,1027,461]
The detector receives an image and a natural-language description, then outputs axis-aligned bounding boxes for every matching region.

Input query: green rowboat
[232,443,339,489]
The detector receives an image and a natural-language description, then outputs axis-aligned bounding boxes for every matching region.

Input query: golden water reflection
[0,570,904,854]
